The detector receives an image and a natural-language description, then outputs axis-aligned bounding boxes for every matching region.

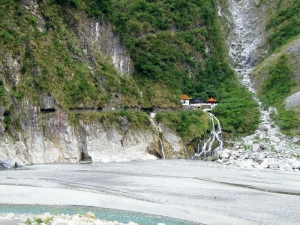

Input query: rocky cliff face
[217,0,268,68]
[0,98,192,167]
[0,0,192,168]
[75,18,132,77]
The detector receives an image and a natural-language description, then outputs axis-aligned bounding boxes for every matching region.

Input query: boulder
[292,136,300,143]
[274,145,282,153]
[238,161,253,169]
[94,221,105,225]
[41,213,53,221]
[85,212,96,219]
[260,159,270,168]
[259,125,268,131]
[283,164,293,171]
[51,218,68,225]
[6,213,15,219]
[259,144,267,151]
[67,220,82,225]
[0,159,12,169]
[291,161,300,169]
[252,144,260,152]
[219,151,230,159]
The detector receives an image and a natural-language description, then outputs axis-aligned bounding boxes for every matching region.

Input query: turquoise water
[0,204,202,225]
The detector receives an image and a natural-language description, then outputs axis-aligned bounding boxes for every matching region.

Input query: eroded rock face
[0,99,163,165]
[21,0,45,32]
[218,0,268,68]
[80,121,157,162]
[19,99,81,164]
[285,91,300,110]
[75,18,132,76]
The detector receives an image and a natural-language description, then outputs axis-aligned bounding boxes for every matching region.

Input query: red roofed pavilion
[207,97,217,104]
[181,94,192,105]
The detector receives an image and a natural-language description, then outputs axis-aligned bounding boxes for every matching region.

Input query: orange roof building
[181,94,192,105]
[207,97,216,103]
[181,95,192,100]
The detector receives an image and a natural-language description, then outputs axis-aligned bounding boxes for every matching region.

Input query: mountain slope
[0,0,259,134]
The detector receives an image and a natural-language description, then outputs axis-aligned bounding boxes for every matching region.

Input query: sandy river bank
[0,160,300,225]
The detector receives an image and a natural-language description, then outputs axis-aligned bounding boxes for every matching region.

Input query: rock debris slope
[216,0,300,171]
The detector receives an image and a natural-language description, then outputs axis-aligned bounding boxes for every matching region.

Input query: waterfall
[157,128,166,159]
[183,145,189,158]
[195,113,223,158]
[149,114,166,159]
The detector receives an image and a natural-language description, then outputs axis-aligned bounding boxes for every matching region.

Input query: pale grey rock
[6,213,14,219]
[291,161,300,169]
[76,18,132,76]
[274,145,282,153]
[0,159,12,169]
[252,144,260,152]
[259,125,268,131]
[282,164,293,171]
[285,92,300,110]
[260,159,270,168]
[21,0,45,32]
[81,121,157,163]
[94,221,105,225]
[292,136,300,143]
[85,212,96,219]
[238,161,253,169]
[41,94,56,110]
[219,150,230,159]
[161,125,181,153]
[41,213,52,222]
[229,155,236,161]
[51,218,68,225]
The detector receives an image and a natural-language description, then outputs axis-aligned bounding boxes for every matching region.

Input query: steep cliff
[4,0,292,167]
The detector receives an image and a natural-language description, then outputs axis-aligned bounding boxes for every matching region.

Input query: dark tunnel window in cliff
[3,111,11,129]
[141,108,154,114]
[41,108,56,113]
[97,107,102,112]
[80,151,92,161]
[154,151,163,159]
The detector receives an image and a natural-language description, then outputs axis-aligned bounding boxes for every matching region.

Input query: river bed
[0,160,300,225]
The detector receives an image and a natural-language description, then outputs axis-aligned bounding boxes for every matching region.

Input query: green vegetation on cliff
[155,110,210,141]
[266,0,300,52]
[253,0,300,134]
[0,0,260,136]
[257,55,300,133]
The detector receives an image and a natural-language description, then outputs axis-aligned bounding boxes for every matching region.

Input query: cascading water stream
[183,145,189,158]
[195,113,223,158]
[155,126,166,159]
[149,114,166,159]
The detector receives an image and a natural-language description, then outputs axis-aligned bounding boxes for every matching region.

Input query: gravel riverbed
[0,212,142,225]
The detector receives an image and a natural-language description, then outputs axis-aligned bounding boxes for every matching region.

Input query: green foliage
[258,54,300,133]
[267,0,300,51]
[273,105,299,131]
[55,0,79,8]
[70,110,150,129]
[155,110,210,141]
[261,55,295,105]
[0,0,260,136]
[213,96,260,135]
